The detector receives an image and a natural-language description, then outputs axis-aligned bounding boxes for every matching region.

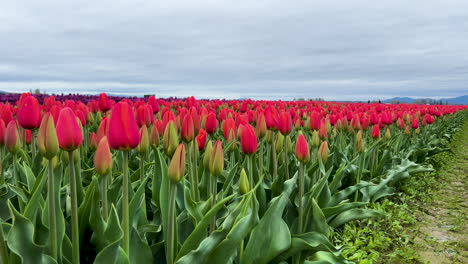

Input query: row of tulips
[0,93,466,264]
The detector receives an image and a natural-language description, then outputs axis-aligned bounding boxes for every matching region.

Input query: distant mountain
[383,95,468,105]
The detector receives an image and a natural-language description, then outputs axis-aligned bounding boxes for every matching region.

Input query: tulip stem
[284,136,289,180]
[31,132,36,162]
[247,155,253,186]
[0,149,3,184]
[167,182,177,264]
[258,140,263,180]
[13,154,25,212]
[122,151,130,257]
[101,173,109,221]
[68,151,80,264]
[354,152,366,202]
[298,162,304,234]
[140,154,145,181]
[192,141,200,201]
[188,142,198,201]
[48,159,57,260]
[272,132,277,180]
[210,172,217,233]
[294,164,305,264]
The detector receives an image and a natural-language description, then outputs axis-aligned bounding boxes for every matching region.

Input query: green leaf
[94,206,130,264]
[275,232,338,262]
[241,175,297,264]
[176,193,235,260]
[329,208,384,228]
[6,200,56,264]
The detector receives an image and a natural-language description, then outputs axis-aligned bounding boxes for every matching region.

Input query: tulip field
[0,93,466,264]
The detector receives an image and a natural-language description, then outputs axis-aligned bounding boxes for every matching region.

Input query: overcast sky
[1,0,467,100]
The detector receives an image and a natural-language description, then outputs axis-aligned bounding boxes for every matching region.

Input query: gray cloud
[0,0,467,100]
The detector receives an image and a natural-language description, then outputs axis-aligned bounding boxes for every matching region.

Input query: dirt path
[414,121,468,263]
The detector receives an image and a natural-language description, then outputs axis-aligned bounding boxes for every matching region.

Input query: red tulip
[205,112,218,134]
[5,120,22,153]
[411,118,419,129]
[222,118,236,140]
[147,96,160,114]
[0,104,13,125]
[136,105,153,127]
[309,112,320,130]
[56,107,83,151]
[424,114,434,124]
[181,115,195,142]
[295,133,310,164]
[278,112,292,135]
[108,102,140,151]
[97,117,109,142]
[17,95,41,130]
[371,124,380,139]
[240,124,258,155]
[0,119,5,147]
[94,136,113,176]
[98,93,112,112]
[265,106,279,130]
[196,128,207,151]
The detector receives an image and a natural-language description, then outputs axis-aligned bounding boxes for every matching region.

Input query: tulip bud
[181,115,195,142]
[318,141,329,163]
[371,124,380,139]
[98,93,112,112]
[150,124,160,146]
[240,124,258,155]
[137,125,149,154]
[335,119,343,130]
[209,140,224,177]
[295,133,310,164]
[226,129,237,152]
[5,120,22,153]
[275,133,284,154]
[318,121,328,140]
[356,130,364,152]
[89,132,98,150]
[37,113,59,159]
[17,95,41,130]
[256,113,267,138]
[404,125,411,134]
[168,144,186,183]
[239,168,250,195]
[94,137,113,176]
[385,127,391,140]
[311,130,320,148]
[196,128,207,151]
[286,136,292,154]
[108,102,140,151]
[0,119,5,147]
[163,121,179,157]
[203,140,213,169]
